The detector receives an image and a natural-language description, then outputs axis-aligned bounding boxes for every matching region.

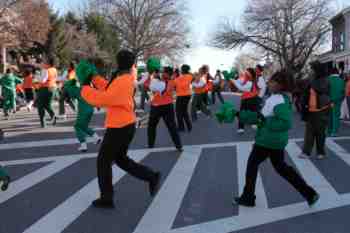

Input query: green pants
[328,102,342,136]
[2,88,16,115]
[74,108,95,143]
[36,87,56,127]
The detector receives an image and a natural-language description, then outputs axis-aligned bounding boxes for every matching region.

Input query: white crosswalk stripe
[1,137,350,233]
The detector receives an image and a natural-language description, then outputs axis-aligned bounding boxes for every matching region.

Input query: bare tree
[211,0,334,78]
[90,0,190,62]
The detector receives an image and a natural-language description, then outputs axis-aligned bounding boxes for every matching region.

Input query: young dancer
[64,61,101,152]
[36,58,58,128]
[211,70,225,105]
[148,67,182,151]
[191,71,211,121]
[231,68,260,134]
[174,64,193,132]
[234,70,319,207]
[23,69,35,112]
[81,50,161,209]
[327,67,345,136]
[0,68,22,119]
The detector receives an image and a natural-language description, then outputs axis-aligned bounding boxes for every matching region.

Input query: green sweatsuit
[0,73,22,116]
[327,74,345,136]
[239,94,292,150]
[64,80,95,143]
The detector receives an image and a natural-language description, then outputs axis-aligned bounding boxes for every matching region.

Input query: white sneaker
[58,114,67,120]
[237,129,245,134]
[298,153,310,159]
[78,143,88,152]
[251,125,258,130]
[92,133,102,145]
[317,154,325,160]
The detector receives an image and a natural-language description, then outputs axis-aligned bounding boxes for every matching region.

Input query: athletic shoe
[78,143,88,152]
[233,196,256,207]
[0,175,10,191]
[237,129,245,134]
[251,125,258,130]
[307,193,320,207]
[92,198,115,209]
[92,133,102,145]
[317,154,325,160]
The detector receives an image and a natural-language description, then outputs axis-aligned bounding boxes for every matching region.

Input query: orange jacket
[174,74,193,96]
[151,80,175,106]
[81,73,136,128]
[23,74,33,89]
[41,67,58,88]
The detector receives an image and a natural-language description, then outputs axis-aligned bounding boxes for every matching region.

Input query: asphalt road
[1,93,350,233]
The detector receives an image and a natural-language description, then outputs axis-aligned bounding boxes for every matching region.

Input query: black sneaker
[52,117,57,126]
[176,147,183,152]
[92,198,115,209]
[149,172,161,197]
[233,196,256,207]
[307,193,320,207]
[1,176,10,191]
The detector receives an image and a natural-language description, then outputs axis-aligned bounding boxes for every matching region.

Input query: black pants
[238,97,259,130]
[59,87,76,115]
[176,95,192,131]
[148,104,182,149]
[303,110,329,156]
[211,85,224,104]
[36,87,56,127]
[97,124,156,200]
[191,93,211,121]
[242,144,316,201]
[140,86,150,110]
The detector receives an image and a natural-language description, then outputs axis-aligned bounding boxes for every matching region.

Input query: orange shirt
[82,73,136,128]
[174,74,193,96]
[151,80,175,106]
[23,74,33,89]
[42,67,58,88]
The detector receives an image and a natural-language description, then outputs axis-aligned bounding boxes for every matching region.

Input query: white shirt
[149,78,166,93]
[257,76,267,98]
[232,79,253,92]
[137,73,149,85]
[261,94,285,117]
[192,77,206,88]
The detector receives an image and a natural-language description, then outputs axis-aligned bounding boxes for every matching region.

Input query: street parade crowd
[1,49,350,210]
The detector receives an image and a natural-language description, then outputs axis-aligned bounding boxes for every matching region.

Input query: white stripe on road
[132,147,202,233]
[0,158,79,204]
[168,192,350,233]
[22,151,149,233]
[286,142,338,197]
[326,139,350,167]
[236,142,268,213]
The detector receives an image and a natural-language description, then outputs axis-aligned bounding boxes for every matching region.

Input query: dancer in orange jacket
[81,51,161,209]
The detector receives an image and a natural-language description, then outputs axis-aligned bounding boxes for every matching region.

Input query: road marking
[326,139,350,167]
[133,147,202,233]
[236,142,268,213]
[22,150,149,233]
[0,158,79,204]
[286,142,338,197]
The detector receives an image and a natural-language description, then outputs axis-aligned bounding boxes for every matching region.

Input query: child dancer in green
[0,68,22,119]
[234,70,319,207]
[64,60,101,152]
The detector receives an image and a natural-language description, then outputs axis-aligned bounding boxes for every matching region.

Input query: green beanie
[76,60,98,84]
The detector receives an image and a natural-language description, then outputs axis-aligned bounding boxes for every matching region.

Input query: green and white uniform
[0,73,22,116]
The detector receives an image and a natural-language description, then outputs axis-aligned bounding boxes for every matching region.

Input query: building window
[340,32,345,51]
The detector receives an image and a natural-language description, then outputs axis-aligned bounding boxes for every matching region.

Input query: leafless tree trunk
[90,0,190,62]
[211,0,335,79]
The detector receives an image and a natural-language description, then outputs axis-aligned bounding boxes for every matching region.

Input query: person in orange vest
[191,71,211,121]
[36,58,58,128]
[81,50,161,209]
[148,67,182,151]
[23,69,35,111]
[231,68,260,134]
[174,64,193,132]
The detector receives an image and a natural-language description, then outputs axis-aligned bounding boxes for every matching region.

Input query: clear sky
[49,0,350,71]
